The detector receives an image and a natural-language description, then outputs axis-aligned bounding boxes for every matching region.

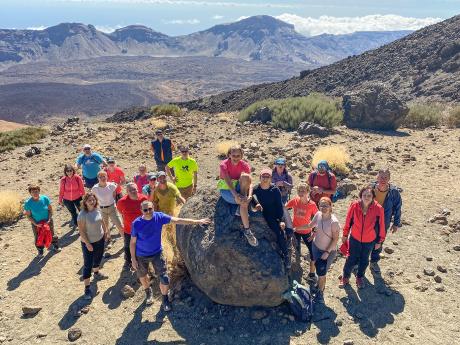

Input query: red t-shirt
[308,171,337,204]
[133,174,149,193]
[106,166,125,194]
[286,197,318,234]
[116,194,148,234]
[219,158,251,180]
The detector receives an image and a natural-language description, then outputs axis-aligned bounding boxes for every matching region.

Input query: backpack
[282,280,314,322]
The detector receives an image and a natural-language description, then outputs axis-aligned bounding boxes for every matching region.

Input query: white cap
[83,144,91,149]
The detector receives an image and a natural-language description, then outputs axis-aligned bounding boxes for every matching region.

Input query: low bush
[403,103,443,129]
[151,104,182,117]
[446,106,460,128]
[215,140,239,158]
[151,118,168,130]
[238,94,343,130]
[312,145,351,176]
[0,127,48,153]
[0,191,22,226]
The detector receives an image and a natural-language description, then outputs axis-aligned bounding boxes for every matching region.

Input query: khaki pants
[100,204,122,229]
[178,184,194,200]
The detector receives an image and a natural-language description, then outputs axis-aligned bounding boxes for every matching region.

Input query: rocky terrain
[182,14,460,113]
[0,16,410,68]
[0,112,459,344]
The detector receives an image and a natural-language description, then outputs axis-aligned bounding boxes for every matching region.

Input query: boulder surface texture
[176,188,289,307]
[342,82,408,130]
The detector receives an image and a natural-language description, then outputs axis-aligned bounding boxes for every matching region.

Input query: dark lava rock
[68,328,82,342]
[247,106,273,123]
[297,121,330,137]
[106,106,152,123]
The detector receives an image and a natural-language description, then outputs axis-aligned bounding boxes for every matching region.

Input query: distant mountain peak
[110,25,169,43]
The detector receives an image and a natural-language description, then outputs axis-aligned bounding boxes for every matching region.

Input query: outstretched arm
[170,217,210,226]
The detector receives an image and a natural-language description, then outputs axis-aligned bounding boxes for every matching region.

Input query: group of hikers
[23,128,402,313]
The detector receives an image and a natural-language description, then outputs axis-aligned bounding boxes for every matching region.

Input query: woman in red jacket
[59,164,85,228]
[340,185,385,289]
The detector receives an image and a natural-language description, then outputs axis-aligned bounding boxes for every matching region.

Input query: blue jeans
[343,237,374,279]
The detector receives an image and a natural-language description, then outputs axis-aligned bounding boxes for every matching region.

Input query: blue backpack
[283,280,314,322]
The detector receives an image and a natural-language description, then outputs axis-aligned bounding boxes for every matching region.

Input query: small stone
[68,328,82,342]
[423,268,435,276]
[434,275,442,283]
[384,247,394,254]
[355,312,363,319]
[121,285,135,299]
[335,319,343,326]
[218,326,224,332]
[453,245,460,251]
[36,333,47,338]
[80,306,90,314]
[437,265,447,273]
[435,285,446,292]
[344,340,354,345]
[250,310,267,320]
[405,326,411,330]
[261,317,270,325]
[410,333,415,337]
[426,257,433,261]
[288,315,295,322]
[392,241,399,246]
[22,306,42,317]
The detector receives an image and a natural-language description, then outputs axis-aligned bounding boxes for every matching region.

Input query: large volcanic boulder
[176,188,289,307]
[342,83,408,130]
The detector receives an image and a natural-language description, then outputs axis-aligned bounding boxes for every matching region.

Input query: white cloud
[212,15,224,20]
[59,0,297,8]
[27,26,47,30]
[163,18,201,24]
[95,24,123,32]
[275,14,442,36]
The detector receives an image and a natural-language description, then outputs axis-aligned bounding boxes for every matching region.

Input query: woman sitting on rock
[271,157,293,204]
[77,192,110,300]
[340,185,386,289]
[217,145,257,247]
[59,164,85,229]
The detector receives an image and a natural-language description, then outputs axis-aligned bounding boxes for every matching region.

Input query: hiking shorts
[219,183,241,205]
[312,242,336,277]
[136,252,169,285]
[178,184,194,200]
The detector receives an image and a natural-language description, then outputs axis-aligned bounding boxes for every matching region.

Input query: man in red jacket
[117,182,148,270]
[340,185,385,289]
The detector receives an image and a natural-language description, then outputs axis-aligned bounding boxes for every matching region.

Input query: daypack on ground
[282,280,314,322]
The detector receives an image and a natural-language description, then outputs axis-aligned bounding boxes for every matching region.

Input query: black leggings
[343,237,374,279]
[123,233,131,264]
[81,237,105,280]
[294,232,314,259]
[265,217,288,258]
[63,198,82,225]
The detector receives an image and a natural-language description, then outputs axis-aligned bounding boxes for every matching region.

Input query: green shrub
[446,106,460,128]
[151,104,182,117]
[403,103,443,129]
[0,127,48,153]
[238,94,343,130]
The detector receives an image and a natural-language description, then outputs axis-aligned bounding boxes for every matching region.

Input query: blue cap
[317,160,329,170]
[274,157,286,165]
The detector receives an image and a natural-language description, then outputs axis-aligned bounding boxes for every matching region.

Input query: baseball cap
[83,144,91,149]
[274,157,286,165]
[155,129,163,134]
[107,157,115,163]
[148,172,157,180]
[157,171,166,177]
[179,145,190,152]
[260,168,272,176]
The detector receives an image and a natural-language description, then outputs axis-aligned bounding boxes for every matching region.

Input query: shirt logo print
[182,165,189,172]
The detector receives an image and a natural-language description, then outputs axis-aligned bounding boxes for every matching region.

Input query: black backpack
[283,280,314,322]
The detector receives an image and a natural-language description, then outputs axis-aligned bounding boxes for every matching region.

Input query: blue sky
[0,0,458,36]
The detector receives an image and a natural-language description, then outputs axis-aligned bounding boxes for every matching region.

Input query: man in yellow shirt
[166,145,198,200]
[152,171,186,216]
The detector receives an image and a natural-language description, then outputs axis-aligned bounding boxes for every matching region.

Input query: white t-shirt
[91,183,117,207]
[311,211,340,251]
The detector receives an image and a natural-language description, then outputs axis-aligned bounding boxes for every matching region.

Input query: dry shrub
[216,113,233,122]
[151,118,168,130]
[312,145,351,175]
[0,191,22,225]
[215,140,238,158]
[404,103,443,129]
[446,106,460,128]
[0,127,48,153]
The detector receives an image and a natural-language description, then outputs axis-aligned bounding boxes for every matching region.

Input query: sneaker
[370,262,381,273]
[307,272,318,284]
[339,276,350,288]
[356,277,365,289]
[37,248,44,257]
[243,228,258,247]
[93,272,108,281]
[145,288,154,305]
[162,298,172,312]
[51,245,61,253]
[83,288,92,300]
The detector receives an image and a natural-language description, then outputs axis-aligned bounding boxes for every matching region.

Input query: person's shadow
[7,252,54,291]
[340,275,405,337]
[58,227,80,249]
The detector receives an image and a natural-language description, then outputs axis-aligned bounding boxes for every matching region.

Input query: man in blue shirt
[75,144,107,188]
[130,200,210,311]
[23,184,60,256]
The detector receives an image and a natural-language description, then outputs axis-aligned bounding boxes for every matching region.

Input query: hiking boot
[94,271,108,281]
[339,276,350,288]
[51,244,61,253]
[162,296,172,312]
[145,287,154,305]
[356,277,365,289]
[83,287,92,300]
[243,228,258,247]
[307,272,318,284]
[370,262,381,273]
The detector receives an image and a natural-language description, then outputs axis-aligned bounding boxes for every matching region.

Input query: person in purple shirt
[130,200,210,311]
[271,157,293,204]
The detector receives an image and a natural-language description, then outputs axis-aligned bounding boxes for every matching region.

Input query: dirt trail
[0,112,459,344]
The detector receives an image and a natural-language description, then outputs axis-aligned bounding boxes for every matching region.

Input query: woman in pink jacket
[59,164,85,228]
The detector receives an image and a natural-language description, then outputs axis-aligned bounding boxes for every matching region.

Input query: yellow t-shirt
[374,188,388,206]
[153,182,180,215]
[167,157,198,188]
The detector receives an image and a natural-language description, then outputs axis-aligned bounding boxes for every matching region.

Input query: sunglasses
[128,189,137,193]
[142,207,153,212]
[261,175,271,178]
[319,204,330,208]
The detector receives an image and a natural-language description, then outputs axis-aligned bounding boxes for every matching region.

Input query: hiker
[75,144,107,188]
[105,157,126,202]
[151,129,175,171]
[370,168,402,273]
[166,145,198,200]
[340,185,385,289]
[130,200,210,311]
[152,171,185,216]
[272,157,293,204]
[24,184,60,256]
[117,183,148,270]
[253,168,294,269]
[218,145,257,246]
[308,160,337,205]
[133,164,149,193]
[78,192,110,300]
[91,171,123,234]
[303,197,340,304]
[142,173,157,201]
[59,164,85,228]
[285,183,318,279]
